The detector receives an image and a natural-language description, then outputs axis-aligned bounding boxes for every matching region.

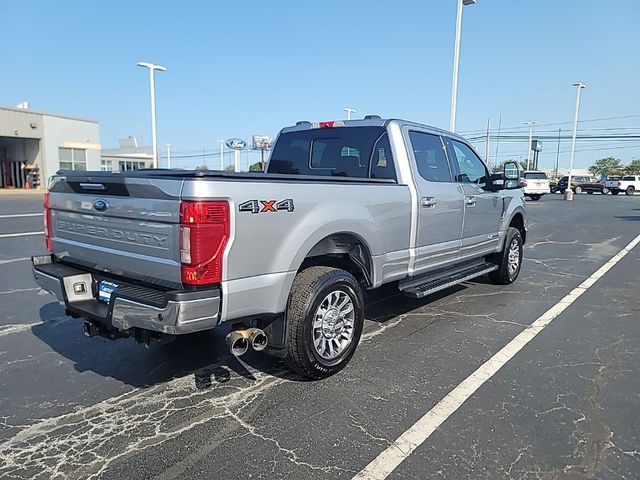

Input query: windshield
[524,172,548,179]
[268,127,396,180]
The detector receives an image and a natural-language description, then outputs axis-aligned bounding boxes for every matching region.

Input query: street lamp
[525,121,537,170]
[565,82,587,201]
[343,107,356,120]
[218,140,225,171]
[137,61,167,168]
[449,0,477,133]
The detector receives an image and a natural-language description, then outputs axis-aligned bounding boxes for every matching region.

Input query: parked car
[32,118,526,379]
[604,176,622,192]
[557,175,609,194]
[609,175,639,196]
[521,171,550,201]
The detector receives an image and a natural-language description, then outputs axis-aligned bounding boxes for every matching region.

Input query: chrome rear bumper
[32,255,221,335]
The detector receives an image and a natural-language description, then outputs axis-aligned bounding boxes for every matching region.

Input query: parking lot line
[0,232,42,238]
[0,213,42,219]
[352,231,640,480]
[0,257,30,265]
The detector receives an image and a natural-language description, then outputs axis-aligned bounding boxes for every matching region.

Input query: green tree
[249,162,264,172]
[588,157,623,177]
[624,158,640,175]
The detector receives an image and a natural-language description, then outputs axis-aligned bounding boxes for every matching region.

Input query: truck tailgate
[48,176,183,289]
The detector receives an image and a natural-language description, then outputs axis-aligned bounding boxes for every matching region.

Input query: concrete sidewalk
[0,188,45,196]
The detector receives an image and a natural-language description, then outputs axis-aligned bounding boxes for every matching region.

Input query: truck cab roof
[280,118,468,144]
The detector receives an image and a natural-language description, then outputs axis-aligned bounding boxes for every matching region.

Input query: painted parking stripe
[353,232,640,480]
[0,213,42,219]
[0,231,43,238]
[0,257,30,265]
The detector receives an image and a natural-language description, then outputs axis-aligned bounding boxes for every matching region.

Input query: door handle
[421,197,437,208]
[464,196,477,206]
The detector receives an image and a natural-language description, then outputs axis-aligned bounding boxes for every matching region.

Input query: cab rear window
[268,127,396,181]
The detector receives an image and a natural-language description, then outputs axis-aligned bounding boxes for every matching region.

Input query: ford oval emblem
[225,138,246,150]
[93,199,109,212]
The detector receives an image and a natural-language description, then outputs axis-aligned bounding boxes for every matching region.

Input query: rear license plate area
[98,280,119,304]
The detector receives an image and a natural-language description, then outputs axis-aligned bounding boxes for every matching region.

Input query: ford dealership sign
[225,138,246,150]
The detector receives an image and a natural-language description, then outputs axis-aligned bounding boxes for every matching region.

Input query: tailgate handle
[79,183,106,191]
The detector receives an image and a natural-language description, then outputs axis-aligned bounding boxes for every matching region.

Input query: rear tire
[626,186,635,196]
[489,227,523,285]
[574,186,583,194]
[587,191,593,195]
[530,194,541,201]
[284,266,364,379]
[612,190,619,195]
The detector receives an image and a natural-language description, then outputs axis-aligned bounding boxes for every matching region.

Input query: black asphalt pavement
[0,192,638,479]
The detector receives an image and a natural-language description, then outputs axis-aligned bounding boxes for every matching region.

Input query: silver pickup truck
[32,118,526,378]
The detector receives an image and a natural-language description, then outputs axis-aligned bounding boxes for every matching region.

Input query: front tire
[602,187,609,194]
[574,186,583,194]
[612,190,620,195]
[489,227,523,285]
[284,266,364,379]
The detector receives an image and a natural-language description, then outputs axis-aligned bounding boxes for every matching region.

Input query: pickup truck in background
[521,171,550,201]
[32,118,526,378]
[608,175,639,196]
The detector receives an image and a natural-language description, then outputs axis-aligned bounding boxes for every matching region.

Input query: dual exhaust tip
[225,328,268,356]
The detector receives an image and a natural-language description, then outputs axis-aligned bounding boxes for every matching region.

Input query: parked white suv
[610,175,639,196]
[521,171,550,201]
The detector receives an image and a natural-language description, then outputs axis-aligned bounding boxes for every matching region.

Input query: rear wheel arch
[297,232,374,288]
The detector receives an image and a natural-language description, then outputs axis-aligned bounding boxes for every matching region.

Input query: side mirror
[491,173,505,190]
[503,161,521,190]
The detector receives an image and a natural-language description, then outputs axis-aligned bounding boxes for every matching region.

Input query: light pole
[343,107,356,120]
[565,82,587,201]
[166,144,171,169]
[449,0,476,133]
[218,140,225,171]
[525,121,537,170]
[137,61,167,169]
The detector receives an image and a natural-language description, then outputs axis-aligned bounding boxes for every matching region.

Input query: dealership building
[0,105,155,189]
[0,105,102,189]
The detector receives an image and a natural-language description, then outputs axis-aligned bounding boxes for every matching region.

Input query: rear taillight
[43,192,52,252]
[179,200,230,285]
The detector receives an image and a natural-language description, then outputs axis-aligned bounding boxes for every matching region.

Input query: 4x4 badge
[238,199,294,214]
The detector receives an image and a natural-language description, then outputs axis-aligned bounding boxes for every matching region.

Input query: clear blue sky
[1,0,639,170]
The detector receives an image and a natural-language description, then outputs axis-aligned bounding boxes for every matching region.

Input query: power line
[458,113,640,135]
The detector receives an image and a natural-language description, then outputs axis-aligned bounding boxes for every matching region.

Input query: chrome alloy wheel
[312,290,355,360]
[507,238,521,277]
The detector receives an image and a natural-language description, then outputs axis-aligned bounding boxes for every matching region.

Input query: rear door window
[408,131,452,182]
[623,176,636,181]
